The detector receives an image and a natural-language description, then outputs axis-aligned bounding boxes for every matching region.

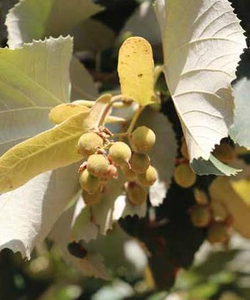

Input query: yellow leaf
[231,179,250,206]
[0,94,112,193]
[209,177,250,238]
[49,103,90,124]
[118,36,156,106]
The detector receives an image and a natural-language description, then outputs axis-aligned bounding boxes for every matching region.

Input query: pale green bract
[0,36,72,155]
[155,0,246,175]
[6,0,103,48]
[230,78,250,150]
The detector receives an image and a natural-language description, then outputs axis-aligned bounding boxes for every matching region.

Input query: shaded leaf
[120,1,161,45]
[118,36,156,106]
[70,56,98,101]
[72,19,115,53]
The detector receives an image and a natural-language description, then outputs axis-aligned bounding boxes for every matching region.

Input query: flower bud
[130,153,150,174]
[79,169,100,194]
[137,165,158,186]
[108,142,132,166]
[126,182,147,205]
[190,205,211,228]
[207,222,229,244]
[78,132,103,157]
[87,154,109,177]
[121,164,137,181]
[174,163,196,188]
[130,126,156,153]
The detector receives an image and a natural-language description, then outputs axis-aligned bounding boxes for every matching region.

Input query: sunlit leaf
[6,0,103,48]
[0,164,80,258]
[118,36,157,106]
[49,103,90,125]
[0,94,112,193]
[209,177,250,238]
[0,37,73,155]
[231,179,250,205]
[230,78,250,149]
[155,0,246,174]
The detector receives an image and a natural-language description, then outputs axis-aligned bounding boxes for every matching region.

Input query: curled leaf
[49,103,90,124]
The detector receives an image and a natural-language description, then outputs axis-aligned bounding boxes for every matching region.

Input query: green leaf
[230,78,250,149]
[191,154,241,176]
[155,0,246,170]
[118,36,157,106]
[0,36,73,155]
[6,0,103,48]
[0,94,112,193]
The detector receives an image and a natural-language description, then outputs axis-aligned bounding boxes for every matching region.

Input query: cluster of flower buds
[77,125,158,206]
[189,189,231,244]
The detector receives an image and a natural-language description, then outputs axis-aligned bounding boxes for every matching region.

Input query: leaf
[192,155,241,176]
[6,0,103,48]
[230,78,250,149]
[68,252,110,280]
[0,37,73,155]
[0,94,112,193]
[137,108,177,206]
[209,177,250,238]
[118,36,157,106]
[155,0,246,162]
[70,56,98,101]
[120,1,161,45]
[49,103,90,125]
[231,179,250,205]
[0,163,80,258]
[72,19,115,53]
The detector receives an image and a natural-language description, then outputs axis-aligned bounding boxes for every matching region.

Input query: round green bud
[207,222,229,244]
[79,170,100,194]
[121,164,137,181]
[78,132,103,158]
[87,154,109,177]
[126,182,147,206]
[137,166,158,187]
[108,142,132,166]
[174,163,196,188]
[130,153,150,174]
[130,126,156,153]
[190,205,211,228]
[82,190,103,206]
